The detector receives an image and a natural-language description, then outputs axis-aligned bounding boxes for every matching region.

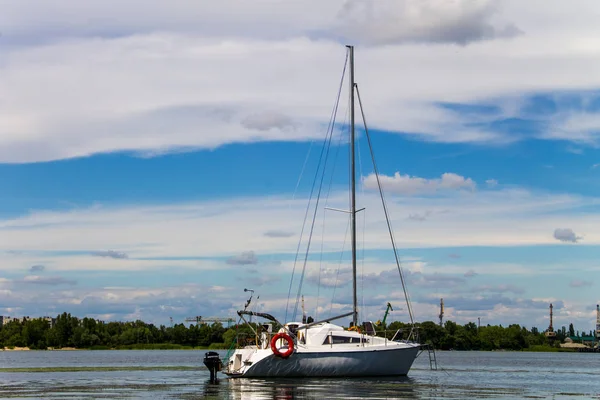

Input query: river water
[0,349,598,399]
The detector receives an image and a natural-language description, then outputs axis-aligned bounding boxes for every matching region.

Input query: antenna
[302,295,306,324]
[439,298,444,327]
[244,288,255,323]
[244,288,254,309]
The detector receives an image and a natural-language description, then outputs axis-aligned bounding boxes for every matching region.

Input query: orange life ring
[270,332,294,358]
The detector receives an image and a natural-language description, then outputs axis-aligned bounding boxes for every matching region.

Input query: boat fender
[297,330,305,344]
[270,332,294,358]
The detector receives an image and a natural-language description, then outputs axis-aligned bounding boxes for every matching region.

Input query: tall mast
[347,44,358,327]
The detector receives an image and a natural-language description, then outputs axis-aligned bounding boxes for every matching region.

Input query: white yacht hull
[225,344,420,378]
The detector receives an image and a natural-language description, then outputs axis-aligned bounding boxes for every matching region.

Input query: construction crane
[184,315,234,328]
[439,298,444,327]
[376,302,393,327]
[545,303,556,339]
[185,316,202,325]
[201,317,235,328]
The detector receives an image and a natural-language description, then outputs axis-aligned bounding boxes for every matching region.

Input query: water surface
[1,350,598,399]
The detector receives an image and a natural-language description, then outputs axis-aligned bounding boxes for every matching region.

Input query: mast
[347,44,358,327]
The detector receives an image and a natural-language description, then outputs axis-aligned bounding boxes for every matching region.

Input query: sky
[1,0,600,333]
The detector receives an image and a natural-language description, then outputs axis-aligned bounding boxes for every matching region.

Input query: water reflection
[226,377,417,400]
[203,379,226,399]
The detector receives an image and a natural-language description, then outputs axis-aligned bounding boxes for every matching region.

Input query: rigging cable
[262,119,317,276]
[356,117,367,324]
[329,214,351,317]
[329,92,354,318]
[289,51,349,322]
[284,51,348,323]
[315,104,350,321]
[292,121,336,322]
[355,83,415,325]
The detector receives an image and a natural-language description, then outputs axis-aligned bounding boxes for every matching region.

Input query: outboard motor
[203,351,222,383]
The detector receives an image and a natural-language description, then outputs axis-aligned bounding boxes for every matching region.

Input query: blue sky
[2,0,600,333]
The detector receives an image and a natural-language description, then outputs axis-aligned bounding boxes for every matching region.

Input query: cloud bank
[2,1,600,162]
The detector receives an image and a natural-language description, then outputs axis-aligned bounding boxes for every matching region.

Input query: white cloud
[29,264,45,272]
[0,253,225,272]
[464,269,478,277]
[241,111,296,132]
[569,279,592,288]
[7,184,598,326]
[227,251,259,265]
[363,172,476,195]
[334,0,521,46]
[91,250,128,259]
[485,179,498,188]
[544,112,600,144]
[307,267,352,288]
[0,187,599,272]
[476,284,525,295]
[20,275,76,285]
[3,2,600,161]
[408,211,432,221]
[566,146,584,155]
[0,1,339,42]
[264,230,295,238]
[0,255,594,329]
[0,281,247,325]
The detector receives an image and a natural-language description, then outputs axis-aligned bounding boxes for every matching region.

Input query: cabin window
[323,335,368,345]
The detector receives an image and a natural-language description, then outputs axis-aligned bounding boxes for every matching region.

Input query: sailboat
[220,45,421,378]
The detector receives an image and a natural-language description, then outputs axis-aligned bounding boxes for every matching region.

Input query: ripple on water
[0,350,599,399]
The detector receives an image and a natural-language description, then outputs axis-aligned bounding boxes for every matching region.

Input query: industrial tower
[439,298,444,327]
[545,303,556,339]
[596,304,600,339]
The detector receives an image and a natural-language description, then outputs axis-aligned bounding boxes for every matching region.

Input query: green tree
[569,323,575,337]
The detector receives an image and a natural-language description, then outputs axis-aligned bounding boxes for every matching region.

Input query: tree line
[0,313,232,350]
[395,320,553,351]
[0,312,579,351]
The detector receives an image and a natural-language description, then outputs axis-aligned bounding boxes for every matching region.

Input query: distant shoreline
[2,347,80,351]
[1,346,577,353]
[1,346,226,351]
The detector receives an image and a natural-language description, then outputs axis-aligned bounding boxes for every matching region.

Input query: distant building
[0,316,18,326]
[43,316,56,328]
[560,338,588,349]
[568,335,596,344]
[0,315,56,328]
